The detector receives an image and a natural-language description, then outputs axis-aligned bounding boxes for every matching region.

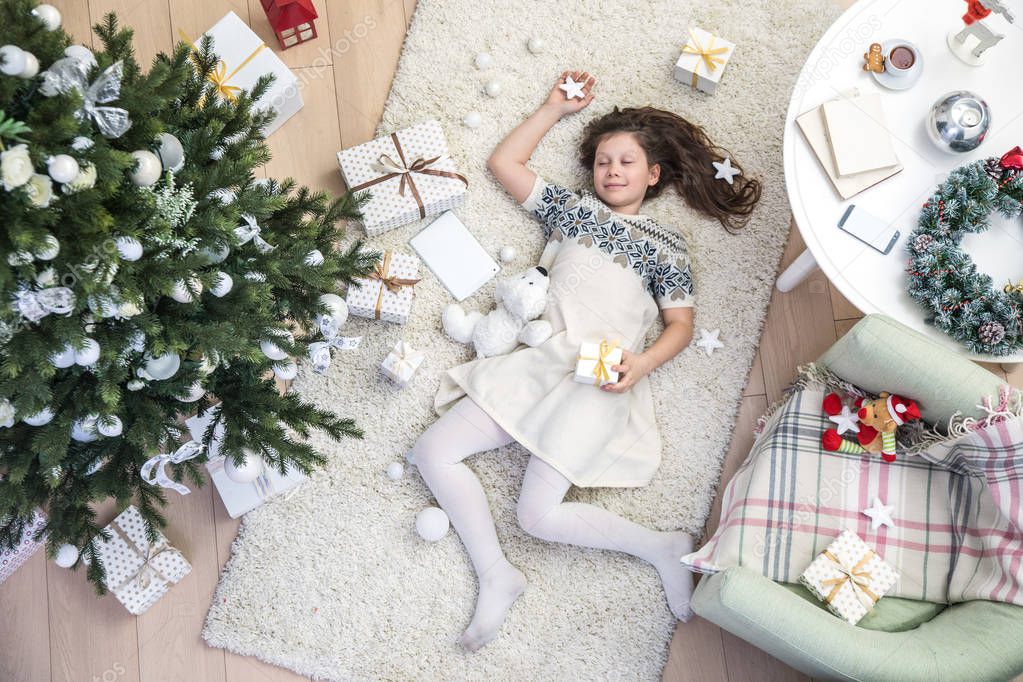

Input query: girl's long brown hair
[579,107,761,233]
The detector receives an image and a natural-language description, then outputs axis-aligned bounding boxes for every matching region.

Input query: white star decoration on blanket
[712,157,740,185]
[829,404,860,435]
[862,497,896,530]
[694,328,724,356]
[559,75,586,100]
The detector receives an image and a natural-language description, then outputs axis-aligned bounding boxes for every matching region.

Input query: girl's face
[591,132,660,212]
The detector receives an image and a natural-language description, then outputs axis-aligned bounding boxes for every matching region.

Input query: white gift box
[202,11,303,136]
[336,119,468,235]
[0,509,46,585]
[574,340,623,387]
[185,410,307,519]
[674,27,736,95]
[347,250,420,324]
[798,529,900,625]
[381,340,425,386]
[90,505,192,615]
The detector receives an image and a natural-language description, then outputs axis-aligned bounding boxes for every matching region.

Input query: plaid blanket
[682,385,1023,606]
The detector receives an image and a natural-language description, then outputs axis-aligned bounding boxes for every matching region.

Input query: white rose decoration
[25,173,54,208]
[64,162,97,193]
[0,398,15,428]
[1,144,34,191]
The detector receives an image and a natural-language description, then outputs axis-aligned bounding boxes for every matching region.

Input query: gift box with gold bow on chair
[575,340,623,387]
[88,505,192,615]
[336,119,469,236]
[347,250,421,324]
[674,27,736,95]
[798,528,900,625]
[183,11,302,136]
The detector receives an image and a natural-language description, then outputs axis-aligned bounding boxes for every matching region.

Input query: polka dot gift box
[0,508,47,584]
[798,528,900,625]
[90,505,192,615]
[347,250,421,324]
[336,119,468,236]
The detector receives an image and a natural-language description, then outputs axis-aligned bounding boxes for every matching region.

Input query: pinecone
[978,320,1006,345]
[912,233,934,253]
[985,158,1005,181]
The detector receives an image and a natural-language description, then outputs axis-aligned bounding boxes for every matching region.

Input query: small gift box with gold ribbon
[192,11,302,136]
[673,27,736,95]
[574,339,623,387]
[798,529,900,625]
[380,340,425,387]
[89,505,192,615]
[337,119,468,236]
[347,250,421,324]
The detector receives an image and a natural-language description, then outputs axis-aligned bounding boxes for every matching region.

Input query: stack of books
[797,89,902,199]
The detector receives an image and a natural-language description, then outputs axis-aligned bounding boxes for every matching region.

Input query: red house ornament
[260,0,318,50]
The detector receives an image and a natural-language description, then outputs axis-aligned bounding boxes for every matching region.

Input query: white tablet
[409,211,500,301]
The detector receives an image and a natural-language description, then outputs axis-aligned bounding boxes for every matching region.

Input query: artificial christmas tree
[0,1,377,591]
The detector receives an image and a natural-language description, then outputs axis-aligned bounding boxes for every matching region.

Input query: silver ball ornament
[156,132,185,173]
[47,154,79,184]
[926,90,991,154]
[130,150,162,187]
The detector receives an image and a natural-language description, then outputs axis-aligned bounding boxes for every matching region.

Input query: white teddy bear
[442,266,554,358]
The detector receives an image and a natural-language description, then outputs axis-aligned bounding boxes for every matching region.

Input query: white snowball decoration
[169,276,202,303]
[474,52,493,69]
[96,415,123,437]
[484,80,502,97]
[49,344,76,368]
[19,52,39,79]
[415,507,450,542]
[319,293,348,326]
[304,249,324,266]
[46,154,79,184]
[177,382,205,403]
[142,352,180,380]
[386,461,404,480]
[32,4,62,31]
[156,132,185,173]
[273,360,298,381]
[63,45,96,67]
[129,150,162,187]
[71,416,98,442]
[0,46,27,77]
[54,544,79,568]
[23,407,55,426]
[260,332,292,361]
[527,36,546,54]
[115,236,143,261]
[210,271,233,297]
[71,136,94,151]
[224,452,262,484]
[463,111,482,129]
[34,234,60,260]
[499,245,517,263]
[74,338,101,366]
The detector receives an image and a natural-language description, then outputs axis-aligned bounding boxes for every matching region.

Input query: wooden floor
[4,1,1020,681]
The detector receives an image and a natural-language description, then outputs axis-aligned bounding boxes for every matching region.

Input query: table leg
[776,249,818,292]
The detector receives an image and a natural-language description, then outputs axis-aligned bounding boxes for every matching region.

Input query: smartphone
[837,204,900,255]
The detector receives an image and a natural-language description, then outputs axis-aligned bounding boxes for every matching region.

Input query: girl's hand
[542,70,596,118]
[602,350,654,394]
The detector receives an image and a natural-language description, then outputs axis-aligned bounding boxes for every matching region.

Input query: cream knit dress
[434,176,695,488]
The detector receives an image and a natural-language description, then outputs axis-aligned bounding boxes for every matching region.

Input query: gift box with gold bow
[673,27,736,95]
[380,340,425,386]
[574,340,623,387]
[336,119,468,236]
[347,250,421,324]
[798,529,900,625]
[89,505,192,615]
[194,11,302,136]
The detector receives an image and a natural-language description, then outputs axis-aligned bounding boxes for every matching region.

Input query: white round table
[781,0,1023,362]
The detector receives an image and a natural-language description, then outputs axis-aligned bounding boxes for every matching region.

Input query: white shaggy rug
[202,1,840,679]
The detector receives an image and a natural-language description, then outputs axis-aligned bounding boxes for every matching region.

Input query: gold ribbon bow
[178,29,267,103]
[681,29,729,89]
[820,549,880,612]
[109,520,180,593]
[577,339,620,386]
[349,132,469,219]
[367,251,421,320]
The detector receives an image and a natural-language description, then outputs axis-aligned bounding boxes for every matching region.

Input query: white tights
[411,397,694,651]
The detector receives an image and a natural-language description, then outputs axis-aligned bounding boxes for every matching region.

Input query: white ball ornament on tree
[318,293,348,326]
[63,44,96,67]
[484,80,502,97]
[49,344,76,368]
[210,271,233,297]
[463,111,482,129]
[156,132,185,173]
[129,150,162,187]
[126,379,145,391]
[46,155,79,184]
[54,544,79,568]
[170,276,202,303]
[0,45,27,77]
[273,360,298,381]
[415,507,450,542]
[7,250,32,266]
[74,338,101,366]
[304,249,324,266]
[32,4,62,31]
[115,236,143,261]
[96,415,123,437]
[18,52,39,79]
[34,234,60,260]
[474,52,493,69]
[23,407,55,426]
[142,352,180,380]
[71,416,99,442]
[177,382,205,403]
[386,461,404,480]
[200,243,230,264]
[224,452,262,484]
[260,332,293,361]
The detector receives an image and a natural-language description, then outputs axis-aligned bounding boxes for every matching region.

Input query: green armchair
[690,315,1023,681]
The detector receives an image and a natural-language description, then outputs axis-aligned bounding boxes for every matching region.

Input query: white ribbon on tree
[234,214,275,254]
[308,336,361,374]
[41,59,132,138]
[14,286,75,323]
[140,441,205,495]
